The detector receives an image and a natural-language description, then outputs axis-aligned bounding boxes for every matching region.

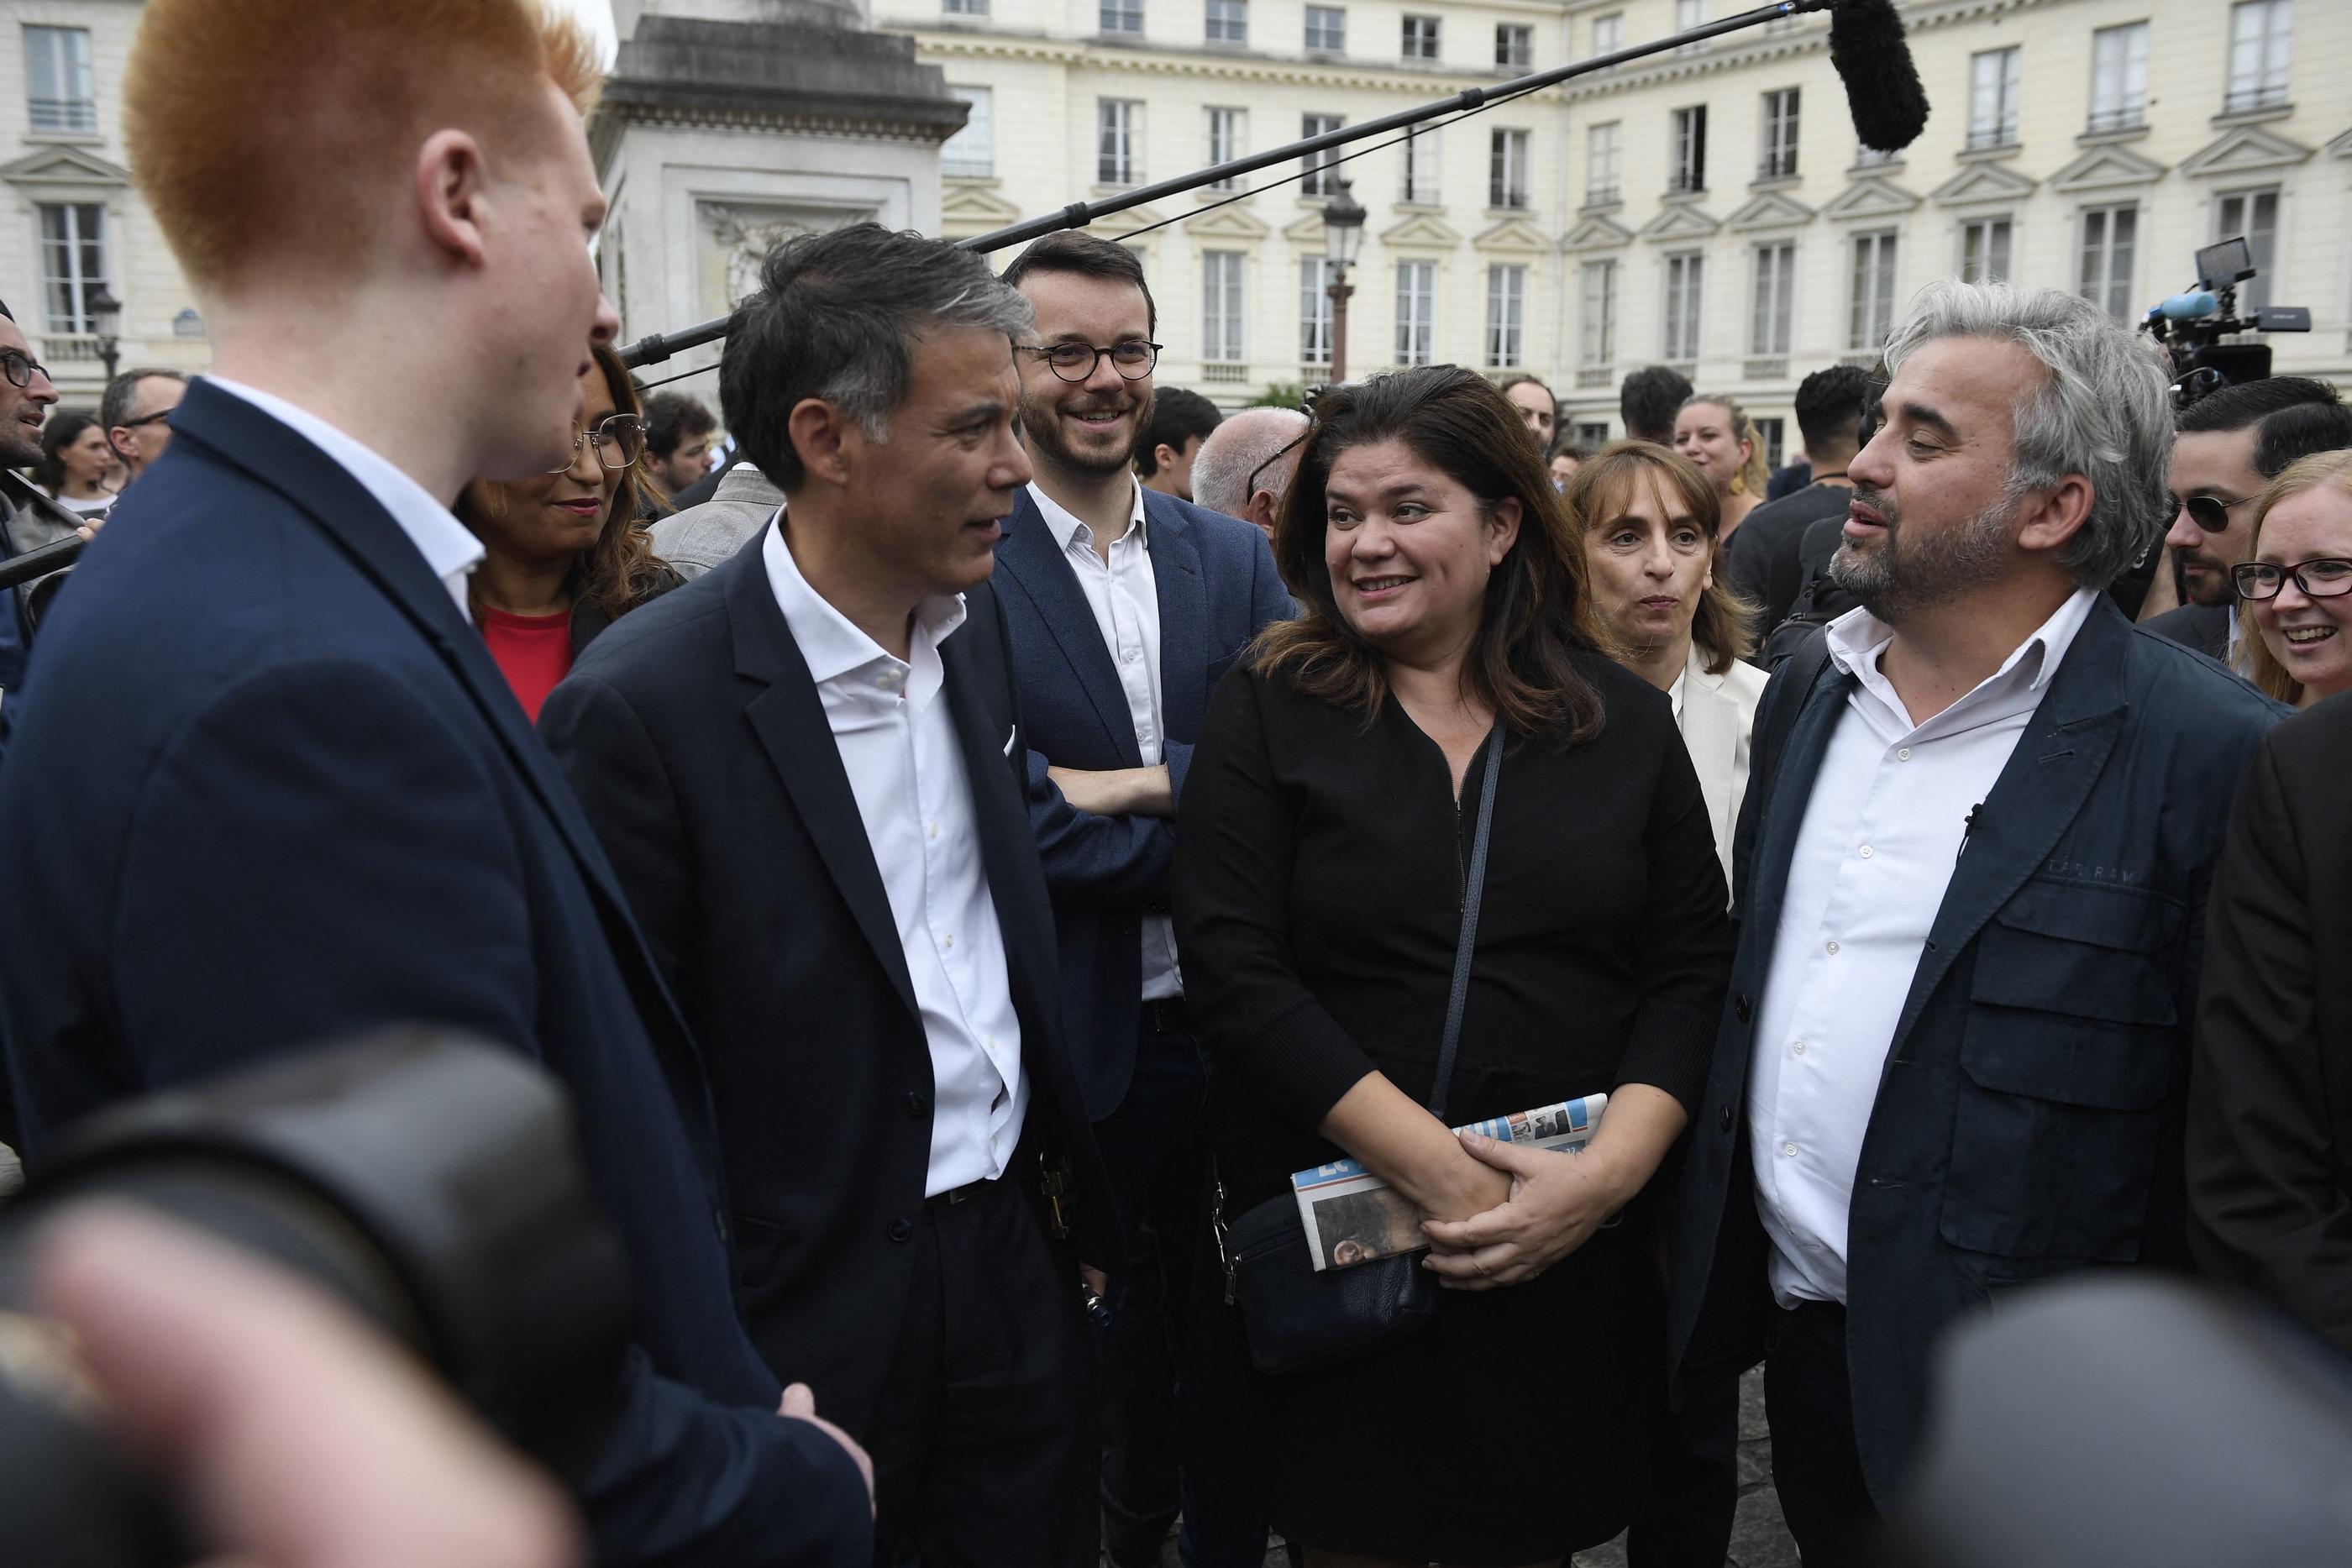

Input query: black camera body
[2145,236,2312,403]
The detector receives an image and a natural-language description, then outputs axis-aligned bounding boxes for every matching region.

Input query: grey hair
[1191,406,1310,520]
[720,223,1036,492]
[1878,280,2174,590]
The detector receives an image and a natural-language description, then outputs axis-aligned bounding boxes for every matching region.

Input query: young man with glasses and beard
[0,306,88,726]
[990,231,1291,1568]
[2142,378,2352,663]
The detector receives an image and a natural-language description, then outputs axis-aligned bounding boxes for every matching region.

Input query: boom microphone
[1828,0,1930,153]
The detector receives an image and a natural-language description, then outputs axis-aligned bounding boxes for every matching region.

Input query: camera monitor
[2196,238,2255,291]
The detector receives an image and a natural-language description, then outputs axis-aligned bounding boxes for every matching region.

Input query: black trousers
[868,1167,1096,1567]
[1625,1366,1740,1568]
[1762,1301,1880,1568]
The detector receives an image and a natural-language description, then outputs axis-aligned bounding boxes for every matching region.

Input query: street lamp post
[86,285,123,385]
[1321,180,1366,384]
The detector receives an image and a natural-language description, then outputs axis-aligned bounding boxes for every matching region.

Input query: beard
[1829,484,2018,625]
[2171,543,2236,608]
[1018,380,1152,480]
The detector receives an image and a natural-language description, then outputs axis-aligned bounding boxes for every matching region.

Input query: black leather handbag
[1213,721,1504,1377]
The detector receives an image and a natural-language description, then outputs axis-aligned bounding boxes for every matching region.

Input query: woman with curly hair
[456,342,680,720]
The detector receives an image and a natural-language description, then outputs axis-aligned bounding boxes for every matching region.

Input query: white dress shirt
[1747,587,2099,1306]
[763,517,1028,1196]
[1026,480,1184,1001]
[203,377,484,622]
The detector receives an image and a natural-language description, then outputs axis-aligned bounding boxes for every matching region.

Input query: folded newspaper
[1291,1094,1608,1272]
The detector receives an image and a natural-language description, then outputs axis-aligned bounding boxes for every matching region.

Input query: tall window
[1495,24,1531,69]
[1960,217,2012,284]
[1300,257,1334,366]
[1301,113,1344,197]
[1400,126,1440,204]
[1663,252,1704,361]
[942,0,989,13]
[1395,260,1436,366]
[1587,122,1621,204]
[1751,242,1794,355]
[1100,0,1142,34]
[2079,204,2138,320]
[1207,108,1245,189]
[1579,259,1617,367]
[1206,0,1247,44]
[1675,0,1705,53]
[1402,14,1441,60]
[1576,421,1611,448]
[1759,89,1800,180]
[1202,252,1246,362]
[38,203,108,333]
[1849,230,1898,350]
[1097,100,1141,185]
[1592,12,1623,53]
[1305,4,1345,51]
[1489,129,1529,209]
[1485,265,1526,367]
[1967,47,2022,149]
[1671,107,1708,193]
[2218,188,2280,312]
[24,25,96,134]
[1754,417,1786,470]
[2226,0,2292,114]
[942,87,994,177]
[2088,23,2149,133]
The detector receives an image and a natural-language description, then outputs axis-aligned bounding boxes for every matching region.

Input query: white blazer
[1676,642,1769,896]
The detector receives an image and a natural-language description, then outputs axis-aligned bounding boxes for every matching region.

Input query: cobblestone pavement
[1130,1369,1797,1568]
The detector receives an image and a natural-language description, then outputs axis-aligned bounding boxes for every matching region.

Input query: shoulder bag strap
[1425,720,1505,1126]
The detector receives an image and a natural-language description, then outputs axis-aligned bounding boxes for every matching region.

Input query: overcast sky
[551,0,621,63]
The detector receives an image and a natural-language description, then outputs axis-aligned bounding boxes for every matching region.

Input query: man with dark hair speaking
[0,301,85,722]
[543,223,1114,1566]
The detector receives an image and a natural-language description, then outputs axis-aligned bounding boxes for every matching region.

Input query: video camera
[2145,235,2312,404]
[0,1028,632,1568]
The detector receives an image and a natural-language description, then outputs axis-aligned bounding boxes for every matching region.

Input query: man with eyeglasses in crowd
[1191,405,1310,541]
[101,366,187,486]
[2143,377,2352,663]
[991,231,1290,1568]
[0,305,93,726]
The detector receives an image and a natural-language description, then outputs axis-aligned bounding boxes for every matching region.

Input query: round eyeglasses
[1020,340,1161,383]
[2232,558,2352,601]
[1,349,52,391]
[548,413,647,475]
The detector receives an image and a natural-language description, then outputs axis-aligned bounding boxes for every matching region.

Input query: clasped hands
[1414,1130,1638,1292]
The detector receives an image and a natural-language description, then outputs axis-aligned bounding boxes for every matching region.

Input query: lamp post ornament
[1321,179,1366,384]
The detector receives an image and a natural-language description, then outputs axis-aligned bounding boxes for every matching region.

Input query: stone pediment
[1725,191,1815,231]
[1473,215,1553,254]
[1639,203,1720,242]
[1184,204,1272,242]
[2329,128,2352,160]
[1283,212,1331,245]
[1930,160,2038,207]
[0,144,130,189]
[2050,143,2166,193]
[1380,214,1461,250]
[1088,203,1169,239]
[1821,175,1921,222]
[937,182,1021,234]
[1562,213,1635,251]
[2179,124,2313,180]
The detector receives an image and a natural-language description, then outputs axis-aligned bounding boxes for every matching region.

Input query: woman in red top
[457,343,682,720]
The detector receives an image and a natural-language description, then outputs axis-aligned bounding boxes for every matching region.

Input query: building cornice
[900,28,1575,100]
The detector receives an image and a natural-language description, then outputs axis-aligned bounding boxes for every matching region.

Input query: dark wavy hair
[1254,365,1610,743]
[34,407,107,496]
[456,342,670,617]
[1565,441,1759,674]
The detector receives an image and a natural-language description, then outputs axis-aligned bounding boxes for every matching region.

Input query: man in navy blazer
[993,233,1291,1567]
[0,4,869,1561]
[1666,283,2286,1566]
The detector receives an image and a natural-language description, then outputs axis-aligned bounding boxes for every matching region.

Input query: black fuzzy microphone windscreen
[1829,0,1931,153]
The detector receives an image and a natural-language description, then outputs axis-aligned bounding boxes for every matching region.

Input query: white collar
[761,510,966,684]
[1824,585,2100,709]
[200,376,485,595]
[1028,478,1147,558]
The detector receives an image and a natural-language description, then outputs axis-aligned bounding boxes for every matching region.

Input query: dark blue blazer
[539,532,1116,1445]
[0,381,870,1565]
[1665,596,2287,1503]
[991,486,1293,1120]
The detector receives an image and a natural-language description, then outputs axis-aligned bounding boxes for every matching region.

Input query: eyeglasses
[1246,431,1310,504]
[119,408,175,431]
[1,349,52,391]
[2171,492,2259,533]
[546,413,647,475]
[2231,558,2352,601]
[1018,339,1160,383]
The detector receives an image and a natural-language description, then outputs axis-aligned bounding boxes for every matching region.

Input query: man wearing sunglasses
[2144,377,2352,663]
[99,366,186,485]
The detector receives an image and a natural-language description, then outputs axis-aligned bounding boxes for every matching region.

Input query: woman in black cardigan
[1173,366,1734,1566]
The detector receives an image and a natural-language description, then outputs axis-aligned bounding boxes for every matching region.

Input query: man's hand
[1045,764,1174,818]
[779,1382,876,1518]
[1419,1131,1636,1290]
[34,1204,582,1568]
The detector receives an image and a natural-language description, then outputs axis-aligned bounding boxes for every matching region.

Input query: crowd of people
[3,3,2352,1567]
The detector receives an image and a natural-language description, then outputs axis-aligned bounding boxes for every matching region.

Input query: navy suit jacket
[1666,596,2286,1502]
[992,486,1293,1120]
[0,382,869,1565]
[540,531,1116,1442]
